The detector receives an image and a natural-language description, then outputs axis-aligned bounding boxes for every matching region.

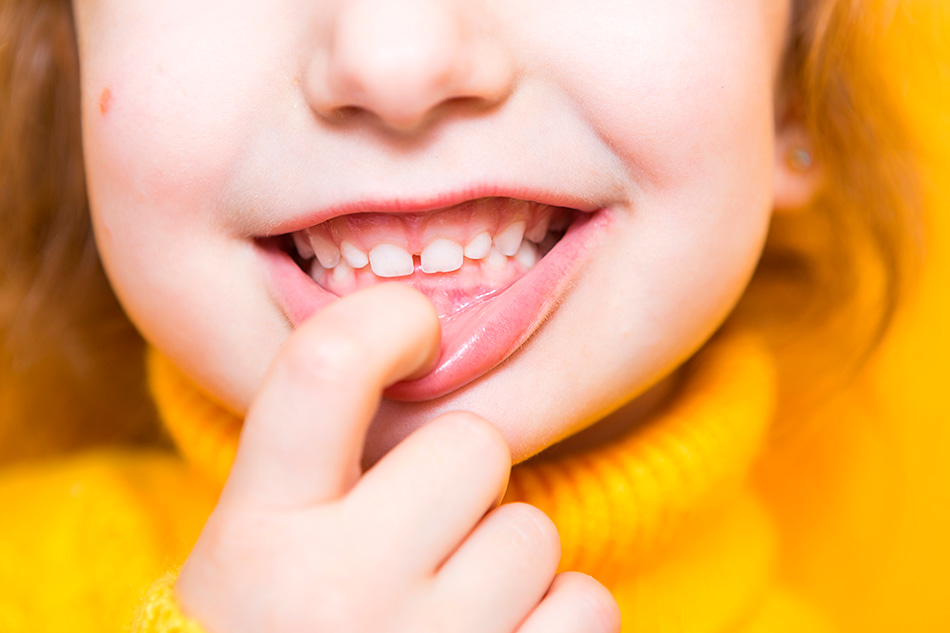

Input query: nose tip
[305,0,514,132]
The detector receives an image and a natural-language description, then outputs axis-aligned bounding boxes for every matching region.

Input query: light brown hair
[0,0,926,463]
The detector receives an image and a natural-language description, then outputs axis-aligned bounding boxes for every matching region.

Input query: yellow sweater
[3,303,949,632]
[3,10,949,632]
[0,330,801,632]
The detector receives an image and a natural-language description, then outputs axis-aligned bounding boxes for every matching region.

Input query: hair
[0,0,927,463]
[724,0,926,436]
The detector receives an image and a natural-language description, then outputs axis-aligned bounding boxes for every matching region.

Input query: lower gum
[313,259,531,317]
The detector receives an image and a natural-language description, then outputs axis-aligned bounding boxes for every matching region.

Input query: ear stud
[788,147,813,171]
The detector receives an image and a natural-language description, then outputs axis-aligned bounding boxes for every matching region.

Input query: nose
[305,0,515,132]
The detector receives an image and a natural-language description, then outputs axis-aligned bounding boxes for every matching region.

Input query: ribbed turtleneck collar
[149,329,775,599]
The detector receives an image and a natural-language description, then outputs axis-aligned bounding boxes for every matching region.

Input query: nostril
[304,0,515,133]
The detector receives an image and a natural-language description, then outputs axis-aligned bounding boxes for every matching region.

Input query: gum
[303,199,570,256]
[311,253,534,316]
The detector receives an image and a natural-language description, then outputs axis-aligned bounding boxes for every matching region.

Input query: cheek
[77,1,295,239]
[528,2,780,390]
[76,8,294,411]
[564,6,778,190]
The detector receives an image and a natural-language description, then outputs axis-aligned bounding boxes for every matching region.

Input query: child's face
[73,0,799,462]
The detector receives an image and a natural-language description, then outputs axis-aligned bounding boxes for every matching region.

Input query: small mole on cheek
[99,88,113,116]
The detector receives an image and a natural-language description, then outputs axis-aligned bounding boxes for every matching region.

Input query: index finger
[220,283,440,510]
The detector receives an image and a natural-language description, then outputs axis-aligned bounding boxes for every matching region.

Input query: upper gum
[300,199,562,255]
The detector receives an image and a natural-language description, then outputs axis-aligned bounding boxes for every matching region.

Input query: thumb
[220,283,440,510]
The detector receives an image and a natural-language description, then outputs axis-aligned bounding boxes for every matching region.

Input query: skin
[71,0,816,630]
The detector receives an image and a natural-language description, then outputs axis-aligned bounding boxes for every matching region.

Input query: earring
[787,147,813,171]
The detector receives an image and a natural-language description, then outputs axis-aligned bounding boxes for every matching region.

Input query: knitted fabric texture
[145,330,829,632]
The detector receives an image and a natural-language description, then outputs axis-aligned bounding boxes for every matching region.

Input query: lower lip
[258,209,612,401]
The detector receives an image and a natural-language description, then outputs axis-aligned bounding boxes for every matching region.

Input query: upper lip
[262,184,606,237]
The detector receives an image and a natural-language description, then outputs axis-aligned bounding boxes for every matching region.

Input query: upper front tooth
[369,244,414,278]
[293,232,315,259]
[464,232,492,260]
[340,241,369,269]
[421,239,464,274]
[494,221,525,256]
[526,217,550,244]
[308,231,341,268]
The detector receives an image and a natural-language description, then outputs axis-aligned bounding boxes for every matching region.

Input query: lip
[258,199,613,401]
[261,185,605,237]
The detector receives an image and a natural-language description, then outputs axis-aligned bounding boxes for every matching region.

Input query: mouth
[257,196,610,401]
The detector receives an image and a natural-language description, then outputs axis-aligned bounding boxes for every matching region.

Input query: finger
[221,283,440,510]
[343,411,511,575]
[517,572,621,633]
[431,503,560,633]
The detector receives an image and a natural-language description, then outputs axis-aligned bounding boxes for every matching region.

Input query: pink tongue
[313,257,532,318]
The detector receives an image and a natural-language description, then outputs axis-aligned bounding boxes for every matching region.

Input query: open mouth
[258,196,608,401]
[284,199,578,318]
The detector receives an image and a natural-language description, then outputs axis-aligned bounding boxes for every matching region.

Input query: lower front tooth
[484,247,508,270]
[421,239,464,274]
[331,262,355,285]
[309,259,325,280]
[369,244,414,278]
[515,241,539,269]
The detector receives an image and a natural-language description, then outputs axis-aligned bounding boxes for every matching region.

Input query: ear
[774,118,823,213]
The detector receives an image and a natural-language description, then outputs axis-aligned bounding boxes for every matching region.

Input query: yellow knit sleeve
[0,449,218,632]
[132,569,208,633]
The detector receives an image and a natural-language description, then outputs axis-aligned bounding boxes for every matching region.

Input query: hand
[174,284,621,633]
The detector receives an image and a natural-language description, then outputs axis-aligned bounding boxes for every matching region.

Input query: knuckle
[556,572,622,633]
[503,502,561,559]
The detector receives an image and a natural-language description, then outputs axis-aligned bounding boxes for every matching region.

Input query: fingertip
[300,283,441,384]
[358,284,441,382]
[431,411,513,503]
[376,285,441,381]
[434,411,512,466]
[230,283,444,509]
[549,572,622,633]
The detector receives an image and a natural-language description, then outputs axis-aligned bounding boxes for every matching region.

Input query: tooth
[484,247,508,270]
[515,241,539,269]
[309,259,326,281]
[421,239,464,274]
[464,232,492,260]
[331,262,355,285]
[526,217,550,244]
[307,230,341,269]
[493,221,525,257]
[369,244,414,278]
[340,241,369,269]
[293,232,315,259]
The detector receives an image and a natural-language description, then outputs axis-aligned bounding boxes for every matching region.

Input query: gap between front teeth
[301,218,556,279]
